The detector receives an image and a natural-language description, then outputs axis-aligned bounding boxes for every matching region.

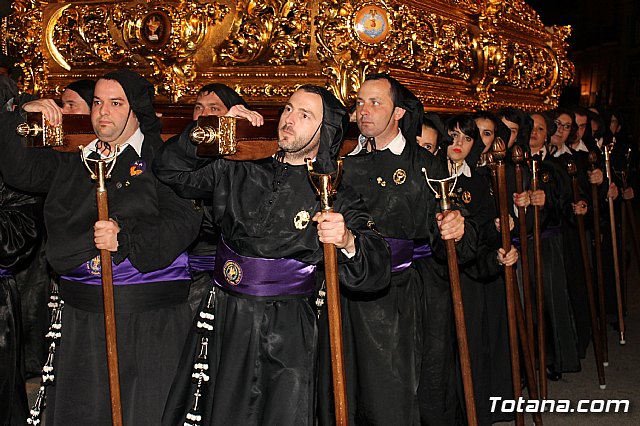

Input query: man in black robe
[154,84,390,425]
[319,73,477,425]
[0,69,201,425]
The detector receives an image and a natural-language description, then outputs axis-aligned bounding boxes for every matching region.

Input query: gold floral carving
[2,0,573,111]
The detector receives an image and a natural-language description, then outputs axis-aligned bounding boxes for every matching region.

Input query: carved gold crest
[393,169,407,185]
[294,210,311,230]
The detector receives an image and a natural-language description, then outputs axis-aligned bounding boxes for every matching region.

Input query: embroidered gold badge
[223,260,243,285]
[462,191,472,204]
[294,210,311,230]
[86,256,101,275]
[542,172,550,183]
[376,177,387,187]
[393,169,407,185]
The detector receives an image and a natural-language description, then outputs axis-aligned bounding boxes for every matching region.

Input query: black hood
[313,86,349,174]
[101,70,161,136]
[198,83,249,110]
[65,79,96,111]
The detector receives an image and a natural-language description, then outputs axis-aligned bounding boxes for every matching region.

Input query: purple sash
[60,252,190,285]
[512,226,563,247]
[384,237,415,273]
[412,242,433,261]
[189,254,216,273]
[0,268,13,278]
[212,239,316,297]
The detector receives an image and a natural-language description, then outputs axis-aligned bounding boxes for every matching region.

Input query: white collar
[350,129,406,156]
[531,145,547,159]
[450,161,472,177]
[574,139,589,153]
[553,143,571,157]
[83,128,144,159]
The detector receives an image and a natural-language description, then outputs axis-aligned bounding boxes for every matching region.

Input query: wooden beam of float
[3,0,572,112]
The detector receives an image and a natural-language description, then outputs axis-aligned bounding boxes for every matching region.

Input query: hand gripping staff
[80,145,124,426]
[307,159,348,426]
[422,166,478,426]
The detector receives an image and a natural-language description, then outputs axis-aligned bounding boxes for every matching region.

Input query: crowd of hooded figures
[0,68,636,426]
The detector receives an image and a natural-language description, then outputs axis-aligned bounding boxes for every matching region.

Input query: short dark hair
[364,73,398,106]
[298,84,324,97]
[446,114,479,140]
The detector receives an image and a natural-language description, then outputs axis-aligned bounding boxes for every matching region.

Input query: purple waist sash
[412,242,433,261]
[0,268,13,278]
[189,254,217,273]
[60,252,190,285]
[512,226,563,247]
[384,237,415,273]
[212,239,317,297]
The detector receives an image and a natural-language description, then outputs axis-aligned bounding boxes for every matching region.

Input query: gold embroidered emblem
[542,172,550,183]
[86,256,101,275]
[376,177,387,187]
[462,191,472,204]
[223,260,243,285]
[393,169,407,185]
[294,210,311,230]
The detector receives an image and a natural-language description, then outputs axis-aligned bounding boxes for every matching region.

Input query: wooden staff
[588,151,608,366]
[512,146,535,358]
[81,152,123,426]
[423,171,477,426]
[307,160,348,425]
[530,158,547,398]
[567,160,607,389]
[604,145,626,345]
[491,138,523,426]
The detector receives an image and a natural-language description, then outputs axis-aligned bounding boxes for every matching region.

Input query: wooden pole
[604,145,626,345]
[95,160,124,426]
[429,177,477,426]
[530,159,547,398]
[567,160,607,389]
[512,146,535,359]
[491,139,523,426]
[308,161,348,425]
[588,151,608,366]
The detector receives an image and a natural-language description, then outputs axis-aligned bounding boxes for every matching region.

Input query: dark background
[528,0,640,141]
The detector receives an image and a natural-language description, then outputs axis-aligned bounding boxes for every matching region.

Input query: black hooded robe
[0,70,201,425]
[154,89,391,426]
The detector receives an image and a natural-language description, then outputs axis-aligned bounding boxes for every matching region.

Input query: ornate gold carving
[215,0,310,66]
[3,0,573,110]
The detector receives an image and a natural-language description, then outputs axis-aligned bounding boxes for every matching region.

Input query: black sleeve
[152,125,218,200]
[0,179,40,268]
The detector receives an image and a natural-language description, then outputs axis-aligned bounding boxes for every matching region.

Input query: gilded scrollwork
[215,0,310,66]
[3,0,573,110]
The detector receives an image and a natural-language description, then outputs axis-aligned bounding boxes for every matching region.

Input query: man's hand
[623,187,634,200]
[226,105,264,127]
[513,191,530,208]
[23,99,63,126]
[313,211,355,254]
[529,189,546,207]
[94,219,120,252]
[436,210,465,242]
[497,247,519,266]
[494,215,515,233]
[572,200,588,216]
[588,168,604,185]
[607,183,619,200]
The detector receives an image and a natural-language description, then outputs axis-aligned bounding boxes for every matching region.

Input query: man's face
[574,113,588,142]
[416,125,438,154]
[277,89,323,160]
[193,91,229,120]
[91,79,139,145]
[529,114,547,152]
[551,113,572,147]
[355,79,404,142]
[501,118,519,148]
[610,114,621,135]
[475,117,496,153]
[61,89,91,114]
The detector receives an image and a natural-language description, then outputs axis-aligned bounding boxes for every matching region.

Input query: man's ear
[394,107,406,121]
